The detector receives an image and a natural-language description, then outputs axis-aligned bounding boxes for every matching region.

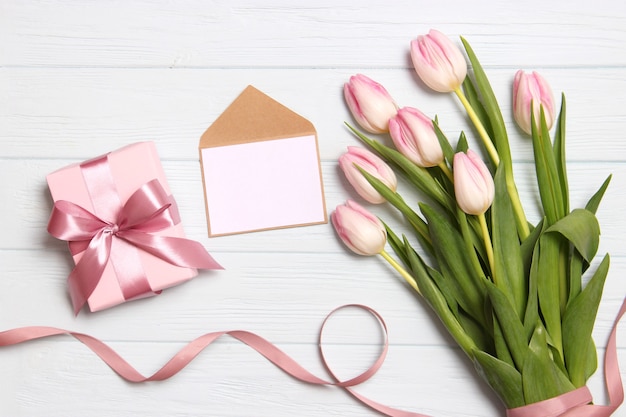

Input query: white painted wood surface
[1,1,625,415]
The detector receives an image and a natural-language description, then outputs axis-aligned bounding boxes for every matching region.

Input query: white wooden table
[1,1,625,416]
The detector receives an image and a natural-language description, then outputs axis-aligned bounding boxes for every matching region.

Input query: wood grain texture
[1,0,625,68]
[1,1,625,416]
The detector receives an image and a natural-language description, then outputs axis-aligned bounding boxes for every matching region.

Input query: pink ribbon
[0,305,401,412]
[0,301,624,416]
[47,154,222,314]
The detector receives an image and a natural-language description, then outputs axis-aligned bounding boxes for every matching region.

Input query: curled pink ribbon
[0,300,624,416]
[47,176,222,314]
[0,305,402,413]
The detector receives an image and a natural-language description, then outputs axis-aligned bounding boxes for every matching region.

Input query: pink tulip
[331,200,387,256]
[389,107,443,167]
[453,150,494,215]
[410,29,467,93]
[339,146,397,204]
[344,74,398,134]
[513,70,555,135]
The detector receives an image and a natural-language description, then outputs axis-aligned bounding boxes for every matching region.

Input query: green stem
[506,178,530,240]
[478,213,496,284]
[453,88,530,241]
[381,250,478,359]
[437,161,454,183]
[380,250,421,295]
[454,88,500,167]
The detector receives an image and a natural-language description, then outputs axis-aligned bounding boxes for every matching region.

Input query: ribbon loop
[48,200,110,241]
[119,179,180,231]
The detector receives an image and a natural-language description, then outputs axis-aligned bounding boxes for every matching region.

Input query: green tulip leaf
[520,218,545,274]
[566,176,612,299]
[420,203,487,327]
[426,258,461,319]
[562,254,609,387]
[492,165,526,318]
[531,107,566,225]
[568,250,585,305]
[433,118,455,165]
[459,309,493,353]
[485,281,527,371]
[564,175,612,300]
[523,233,541,340]
[403,242,478,356]
[357,168,433,254]
[473,350,524,408]
[493,314,515,368]
[522,324,576,404]
[455,131,469,154]
[386,231,482,357]
[456,207,488,282]
[586,174,612,214]
[460,37,512,169]
[536,233,565,358]
[552,95,570,214]
[461,76,494,140]
[546,208,600,263]
[383,223,411,269]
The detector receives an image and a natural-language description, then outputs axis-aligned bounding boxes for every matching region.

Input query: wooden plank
[1,0,625,68]
[1,244,624,345]
[1,67,625,161]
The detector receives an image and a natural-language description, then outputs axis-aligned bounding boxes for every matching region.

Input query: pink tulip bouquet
[333,30,623,415]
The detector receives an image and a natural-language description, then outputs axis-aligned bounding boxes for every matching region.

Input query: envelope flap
[199,85,316,149]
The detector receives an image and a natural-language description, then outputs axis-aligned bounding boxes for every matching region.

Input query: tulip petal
[344,74,397,133]
[410,30,467,93]
[453,150,494,216]
[339,146,397,204]
[331,200,386,256]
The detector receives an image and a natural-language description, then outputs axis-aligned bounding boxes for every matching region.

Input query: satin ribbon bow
[48,178,222,314]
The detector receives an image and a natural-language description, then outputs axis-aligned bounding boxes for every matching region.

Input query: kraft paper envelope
[199,85,328,236]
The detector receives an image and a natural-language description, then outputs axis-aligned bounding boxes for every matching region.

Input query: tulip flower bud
[453,150,494,215]
[331,200,387,256]
[513,70,556,135]
[410,29,467,93]
[389,107,443,167]
[339,146,398,204]
[344,74,398,134]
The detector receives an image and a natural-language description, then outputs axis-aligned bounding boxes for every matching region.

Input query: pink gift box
[46,141,208,312]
